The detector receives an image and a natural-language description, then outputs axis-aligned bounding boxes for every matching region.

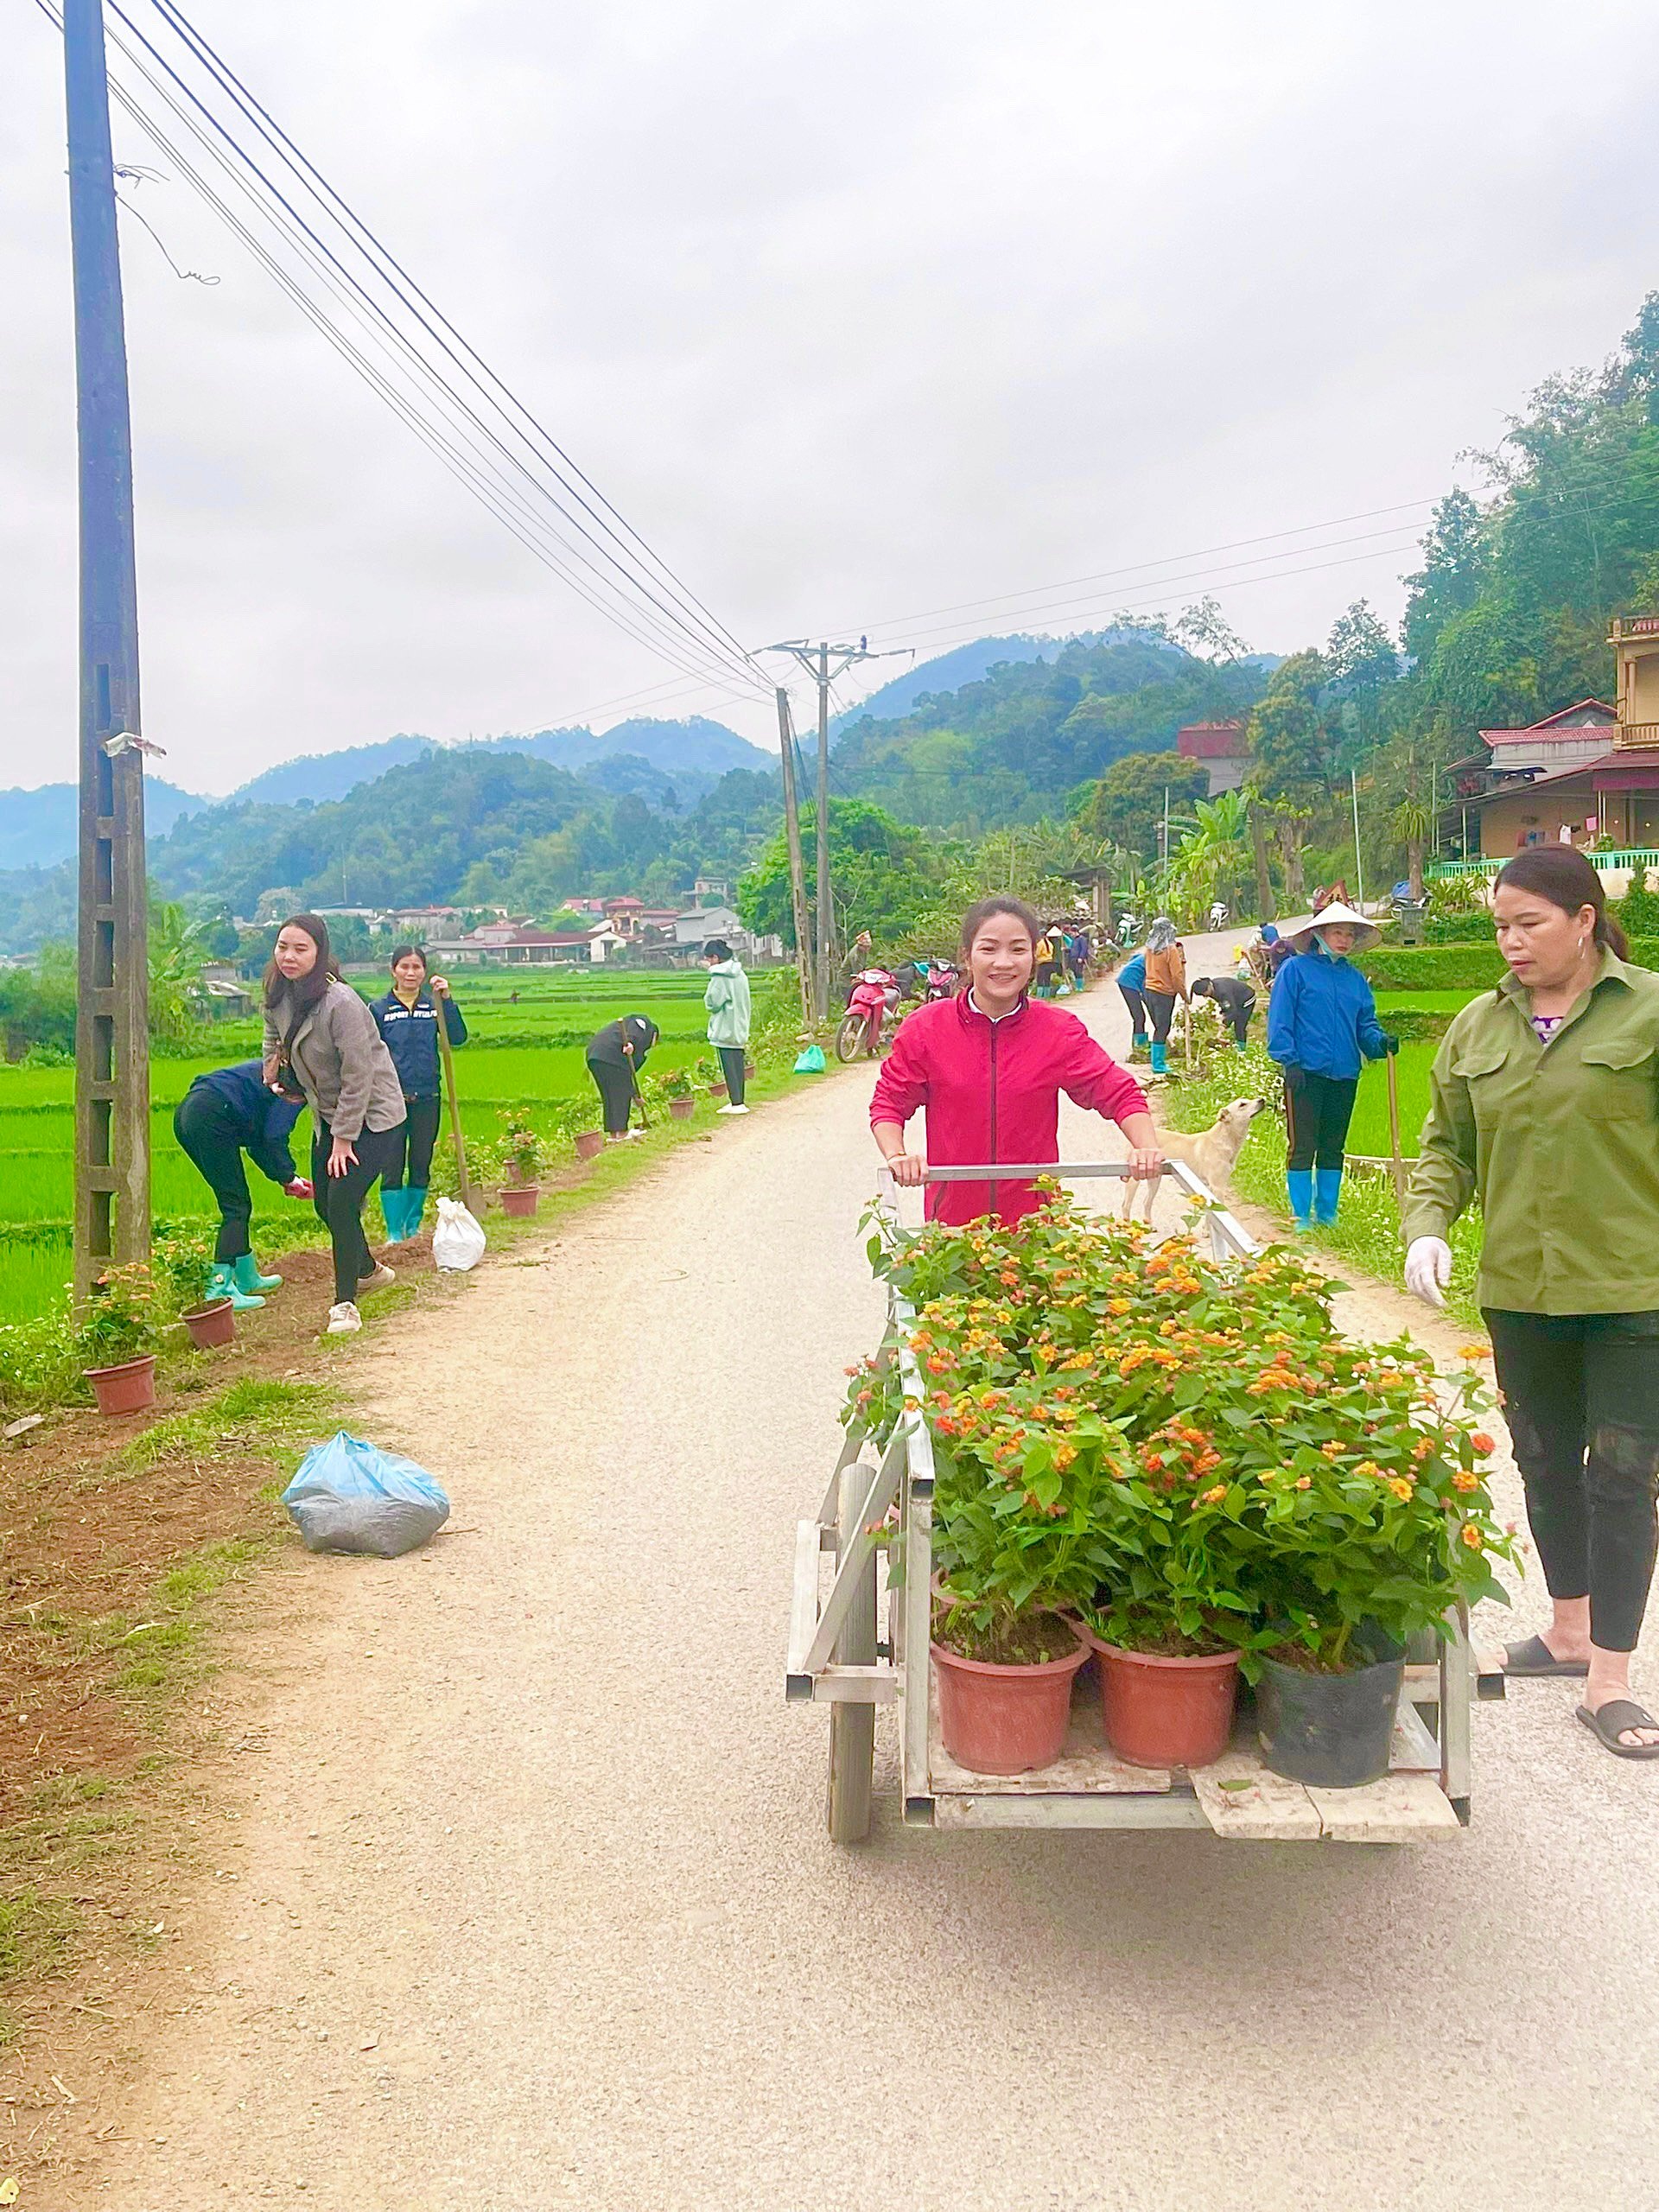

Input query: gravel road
[99,948,1659,2211]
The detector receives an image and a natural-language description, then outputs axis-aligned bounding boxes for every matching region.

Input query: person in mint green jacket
[702,940,753,1115]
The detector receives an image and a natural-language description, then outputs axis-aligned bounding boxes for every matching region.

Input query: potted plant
[699,1053,728,1100]
[663,1069,696,1122]
[79,1262,162,1415]
[1242,1344,1516,1786]
[153,1225,234,1349]
[498,1121,545,1216]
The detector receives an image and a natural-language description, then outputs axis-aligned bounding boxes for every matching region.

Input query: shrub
[1614,866,1659,939]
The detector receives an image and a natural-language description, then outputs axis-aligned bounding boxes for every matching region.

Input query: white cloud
[2,0,1654,795]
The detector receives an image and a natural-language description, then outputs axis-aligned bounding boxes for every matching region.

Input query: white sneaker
[716,1103,750,1116]
[325,1300,362,1335]
[358,1263,397,1294]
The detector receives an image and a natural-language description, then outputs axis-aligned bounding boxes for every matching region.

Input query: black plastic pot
[1255,1632,1405,1788]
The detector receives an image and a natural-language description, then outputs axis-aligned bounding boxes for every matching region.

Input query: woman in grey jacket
[262,913,408,1336]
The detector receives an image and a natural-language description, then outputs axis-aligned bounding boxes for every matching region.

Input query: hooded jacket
[1267,943,1388,1080]
[703,957,752,1048]
[188,1061,305,1185]
[369,986,467,1096]
[868,992,1148,1226]
[263,979,407,1143]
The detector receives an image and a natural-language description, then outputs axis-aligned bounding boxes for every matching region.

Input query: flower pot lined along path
[90,948,1659,2212]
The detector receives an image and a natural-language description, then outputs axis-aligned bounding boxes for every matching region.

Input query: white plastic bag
[431,1197,486,1272]
[283,1432,450,1557]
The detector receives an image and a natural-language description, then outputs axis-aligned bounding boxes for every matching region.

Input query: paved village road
[99,949,1659,2212]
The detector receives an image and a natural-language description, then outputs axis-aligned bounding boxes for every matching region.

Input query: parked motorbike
[836,968,902,1061]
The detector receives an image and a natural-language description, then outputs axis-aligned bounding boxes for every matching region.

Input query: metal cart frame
[787,1160,1501,1845]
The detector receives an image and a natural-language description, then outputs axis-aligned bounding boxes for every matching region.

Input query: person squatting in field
[1266,900,1397,1231]
[869,894,1162,1226]
[1190,972,1255,1050]
[262,912,407,1337]
[172,1060,312,1310]
[370,945,467,1243]
[1405,845,1659,1759]
[584,1014,660,1141]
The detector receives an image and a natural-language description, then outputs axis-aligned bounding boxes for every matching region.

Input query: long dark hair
[1495,848,1628,957]
[264,912,343,1032]
[389,944,428,973]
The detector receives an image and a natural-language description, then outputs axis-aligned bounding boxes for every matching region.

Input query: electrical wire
[34,0,768,699]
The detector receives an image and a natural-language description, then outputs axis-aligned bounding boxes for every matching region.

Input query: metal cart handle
[875,1158,1258,1261]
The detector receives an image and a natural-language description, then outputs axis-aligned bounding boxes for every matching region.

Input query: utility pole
[1351,768,1365,910]
[764,639,911,1021]
[65,0,150,1300]
[773,687,812,1022]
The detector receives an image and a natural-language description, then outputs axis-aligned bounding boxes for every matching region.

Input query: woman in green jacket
[702,939,753,1115]
[1404,847,1659,1758]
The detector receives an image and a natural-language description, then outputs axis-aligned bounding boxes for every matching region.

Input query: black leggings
[174,1089,258,1262]
[1119,983,1149,1035]
[588,1056,635,1135]
[312,1119,404,1305]
[1141,988,1177,1045]
[718,1046,747,1106]
[1286,1072,1357,1172]
[385,1094,441,1190]
[1485,1309,1659,1652]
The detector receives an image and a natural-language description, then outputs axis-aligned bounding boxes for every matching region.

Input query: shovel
[1385,1050,1406,1213]
[432,985,473,1212]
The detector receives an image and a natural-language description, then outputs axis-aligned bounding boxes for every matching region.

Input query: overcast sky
[3,0,1656,797]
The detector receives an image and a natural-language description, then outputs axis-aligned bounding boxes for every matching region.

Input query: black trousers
[385,1093,442,1189]
[588,1056,634,1135]
[174,1089,257,1262]
[1485,1309,1659,1652]
[1285,1071,1357,1172]
[1217,995,1254,1046]
[1119,983,1149,1035]
[1142,988,1177,1045]
[718,1046,747,1105]
[312,1119,404,1305]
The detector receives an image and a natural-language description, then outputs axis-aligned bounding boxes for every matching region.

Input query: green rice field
[0,969,764,1325]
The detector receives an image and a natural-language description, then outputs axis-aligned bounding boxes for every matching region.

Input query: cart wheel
[826,1465,877,1843]
[835,1014,866,1064]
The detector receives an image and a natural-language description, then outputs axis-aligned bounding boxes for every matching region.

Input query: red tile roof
[1175,721,1248,760]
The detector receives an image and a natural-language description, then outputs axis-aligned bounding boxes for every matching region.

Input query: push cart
[786,1160,1503,1846]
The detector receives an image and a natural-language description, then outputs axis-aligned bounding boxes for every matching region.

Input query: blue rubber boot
[1131,1029,1149,1054]
[402,1186,429,1238]
[1148,1041,1167,1075]
[1287,1169,1314,1233]
[231,1251,281,1294]
[381,1186,410,1243]
[1314,1166,1344,1224]
[209,1261,264,1311]
[1232,1039,1248,1052]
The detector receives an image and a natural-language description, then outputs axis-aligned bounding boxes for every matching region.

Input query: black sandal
[1504,1634,1589,1679]
[1575,1700,1659,1759]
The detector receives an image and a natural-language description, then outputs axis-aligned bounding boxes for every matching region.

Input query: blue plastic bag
[793,1045,827,1073]
[282,1431,450,1558]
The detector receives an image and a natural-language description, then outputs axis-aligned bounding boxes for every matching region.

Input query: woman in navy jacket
[369,946,467,1241]
[1266,900,1397,1230]
[173,1061,311,1309]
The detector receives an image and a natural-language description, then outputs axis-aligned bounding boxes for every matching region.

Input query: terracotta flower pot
[707,1082,728,1099]
[84,1353,158,1418]
[931,1624,1090,1776]
[668,1095,696,1120]
[1089,1634,1240,1769]
[573,1131,605,1161]
[181,1297,235,1350]
[499,1183,539,1217]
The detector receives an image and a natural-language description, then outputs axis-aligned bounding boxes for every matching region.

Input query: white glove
[1404,1236,1452,1308]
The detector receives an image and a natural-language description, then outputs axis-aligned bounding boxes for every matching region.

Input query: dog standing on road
[1122,1096,1268,1221]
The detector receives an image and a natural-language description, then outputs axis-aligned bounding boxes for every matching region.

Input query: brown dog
[1122,1096,1269,1220]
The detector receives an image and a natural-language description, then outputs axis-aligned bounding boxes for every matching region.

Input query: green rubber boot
[402,1186,429,1238]
[381,1186,410,1243]
[232,1252,281,1294]
[208,1261,264,1312]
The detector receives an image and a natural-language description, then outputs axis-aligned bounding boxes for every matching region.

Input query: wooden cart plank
[933,1791,1205,1831]
[1306,1772,1461,1843]
[1390,1697,1442,1774]
[927,1676,1172,1796]
[1191,1751,1322,1840]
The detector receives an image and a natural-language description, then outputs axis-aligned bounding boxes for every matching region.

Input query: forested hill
[146,748,781,918]
[831,632,1269,833]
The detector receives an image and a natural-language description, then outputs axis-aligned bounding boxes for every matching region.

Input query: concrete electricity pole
[64,0,151,1299]
[764,639,910,1020]
[772,687,812,1021]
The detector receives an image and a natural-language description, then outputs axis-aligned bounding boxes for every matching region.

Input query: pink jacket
[868,993,1149,1226]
